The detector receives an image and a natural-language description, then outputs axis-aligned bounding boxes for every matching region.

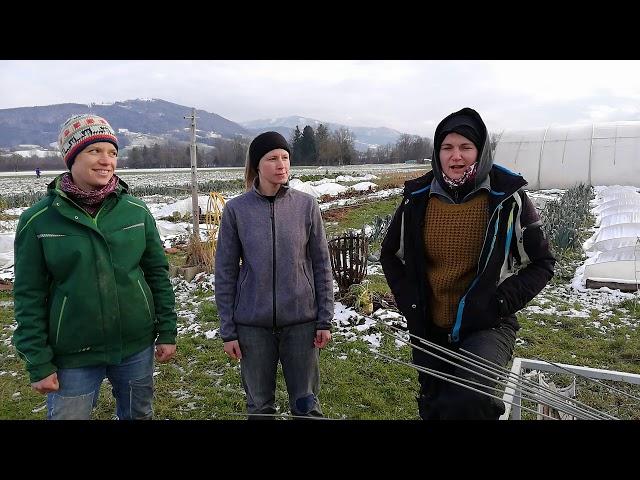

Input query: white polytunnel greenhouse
[494,121,640,190]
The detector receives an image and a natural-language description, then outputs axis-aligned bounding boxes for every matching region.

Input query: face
[70,142,118,191]
[439,132,478,180]
[257,148,290,191]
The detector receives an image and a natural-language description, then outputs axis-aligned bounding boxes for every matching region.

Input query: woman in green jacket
[12,114,177,420]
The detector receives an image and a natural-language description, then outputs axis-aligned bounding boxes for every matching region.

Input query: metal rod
[382,323,612,419]
[382,329,607,419]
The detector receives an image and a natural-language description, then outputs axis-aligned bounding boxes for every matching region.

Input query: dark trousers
[236,322,322,420]
[414,324,516,420]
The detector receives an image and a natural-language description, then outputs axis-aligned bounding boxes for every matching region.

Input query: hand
[314,329,331,349]
[223,340,242,361]
[155,343,176,363]
[31,372,59,394]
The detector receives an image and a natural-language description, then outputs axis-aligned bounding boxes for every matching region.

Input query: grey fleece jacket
[215,183,334,341]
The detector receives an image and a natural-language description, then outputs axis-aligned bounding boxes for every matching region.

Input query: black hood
[431,107,494,194]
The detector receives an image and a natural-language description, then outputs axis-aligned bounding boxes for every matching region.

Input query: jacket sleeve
[496,191,555,316]
[380,198,413,315]
[309,200,334,330]
[214,202,241,342]
[12,212,57,383]
[139,206,177,345]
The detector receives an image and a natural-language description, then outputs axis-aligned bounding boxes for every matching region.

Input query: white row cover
[584,246,640,285]
[599,211,640,228]
[494,121,640,189]
[582,187,640,287]
[594,197,640,214]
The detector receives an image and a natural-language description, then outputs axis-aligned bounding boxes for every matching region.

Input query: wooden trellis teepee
[328,231,368,294]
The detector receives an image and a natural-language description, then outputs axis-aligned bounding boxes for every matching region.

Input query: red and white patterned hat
[58,114,118,169]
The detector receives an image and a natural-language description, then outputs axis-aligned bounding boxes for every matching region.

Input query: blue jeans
[237,322,322,419]
[47,345,154,420]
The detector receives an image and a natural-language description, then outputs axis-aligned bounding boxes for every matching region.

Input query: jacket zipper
[58,190,112,349]
[270,201,277,330]
[55,296,67,345]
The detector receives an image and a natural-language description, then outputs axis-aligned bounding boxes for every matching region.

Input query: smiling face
[70,142,118,191]
[439,132,478,180]
[257,148,290,195]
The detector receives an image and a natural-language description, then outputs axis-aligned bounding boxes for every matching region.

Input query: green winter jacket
[12,176,177,383]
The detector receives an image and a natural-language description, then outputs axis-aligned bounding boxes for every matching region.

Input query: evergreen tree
[290,126,303,165]
[300,125,318,165]
[316,123,330,165]
[128,147,144,168]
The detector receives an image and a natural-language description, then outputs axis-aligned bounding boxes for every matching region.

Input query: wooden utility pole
[184,108,200,238]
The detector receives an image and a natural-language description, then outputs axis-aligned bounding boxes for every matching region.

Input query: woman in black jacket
[380,107,555,419]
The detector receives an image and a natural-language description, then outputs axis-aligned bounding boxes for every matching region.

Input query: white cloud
[2,60,640,138]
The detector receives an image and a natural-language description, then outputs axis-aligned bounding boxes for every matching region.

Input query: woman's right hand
[31,372,59,395]
[223,340,242,361]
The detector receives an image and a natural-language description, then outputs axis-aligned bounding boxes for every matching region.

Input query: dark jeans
[236,322,322,419]
[414,324,516,420]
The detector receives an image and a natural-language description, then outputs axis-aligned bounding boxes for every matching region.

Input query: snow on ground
[517,261,640,341]
[169,270,411,354]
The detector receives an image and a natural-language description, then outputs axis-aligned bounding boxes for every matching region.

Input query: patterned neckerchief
[59,172,120,216]
[442,162,478,188]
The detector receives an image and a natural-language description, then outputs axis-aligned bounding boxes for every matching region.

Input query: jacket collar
[251,176,290,199]
[429,174,491,203]
[404,166,527,199]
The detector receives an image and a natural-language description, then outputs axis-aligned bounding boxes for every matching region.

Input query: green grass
[323,197,400,237]
[166,251,188,268]
[363,275,391,295]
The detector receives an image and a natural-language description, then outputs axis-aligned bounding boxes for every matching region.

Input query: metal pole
[185,107,199,239]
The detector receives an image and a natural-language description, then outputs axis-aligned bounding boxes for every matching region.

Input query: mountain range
[0,98,414,155]
[241,116,406,152]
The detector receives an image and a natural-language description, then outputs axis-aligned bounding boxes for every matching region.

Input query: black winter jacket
[380,166,555,344]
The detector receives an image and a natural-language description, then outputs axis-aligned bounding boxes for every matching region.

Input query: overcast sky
[1,60,639,138]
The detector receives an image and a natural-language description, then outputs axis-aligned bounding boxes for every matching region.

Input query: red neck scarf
[60,172,120,216]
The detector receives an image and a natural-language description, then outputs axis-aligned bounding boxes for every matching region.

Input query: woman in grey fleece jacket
[214,131,334,419]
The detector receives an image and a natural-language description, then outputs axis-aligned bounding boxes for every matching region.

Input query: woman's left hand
[155,343,177,362]
[314,329,331,349]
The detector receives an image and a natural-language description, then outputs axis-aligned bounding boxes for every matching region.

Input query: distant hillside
[0,98,249,151]
[0,101,429,158]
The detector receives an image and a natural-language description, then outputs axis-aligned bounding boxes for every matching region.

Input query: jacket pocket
[53,295,68,346]
[233,267,249,313]
[463,289,501,333]
[138,279,155,323]
[301,262,315,301]
[49,293,97,354]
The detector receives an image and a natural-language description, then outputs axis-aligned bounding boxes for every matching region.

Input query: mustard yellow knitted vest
[423,192,489,328]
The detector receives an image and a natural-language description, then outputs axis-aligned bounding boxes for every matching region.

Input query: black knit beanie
[435,114,484,152]
[249,131,291,171]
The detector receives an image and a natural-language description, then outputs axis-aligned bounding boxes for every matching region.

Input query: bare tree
[489,130,504,156]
